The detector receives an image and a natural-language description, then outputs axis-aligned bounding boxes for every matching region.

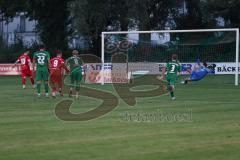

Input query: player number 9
[53,60,58,67]
[21,58,26,65]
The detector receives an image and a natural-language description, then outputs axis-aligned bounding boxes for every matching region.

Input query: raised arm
[12,57,20,68]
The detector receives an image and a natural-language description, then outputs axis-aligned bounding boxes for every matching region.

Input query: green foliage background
[0,0,239,61]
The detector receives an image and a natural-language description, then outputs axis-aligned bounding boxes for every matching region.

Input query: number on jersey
[53,60,59,67]
[37,55,45,65]
[74,58,79,65]
[170,64,176,73]
[20,58,26,65]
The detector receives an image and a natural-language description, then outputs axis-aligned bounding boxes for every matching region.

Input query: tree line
[0,0,239,56]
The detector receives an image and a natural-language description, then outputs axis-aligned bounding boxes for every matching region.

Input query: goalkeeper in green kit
[33,45,50,97]
[158,54,181,100]
[66,50,83,99]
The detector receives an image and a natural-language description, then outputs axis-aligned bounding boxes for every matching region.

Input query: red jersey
[50,57,66,72]
[17,53,31,71]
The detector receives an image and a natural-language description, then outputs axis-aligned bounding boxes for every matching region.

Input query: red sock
[52,87,57,94]
[30,77,34,85]
[58,81,63,92]
[22,78,26,85]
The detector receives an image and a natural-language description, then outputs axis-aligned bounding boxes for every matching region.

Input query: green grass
[0,76,240,160]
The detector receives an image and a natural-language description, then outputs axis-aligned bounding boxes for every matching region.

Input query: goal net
[100,29,239,85]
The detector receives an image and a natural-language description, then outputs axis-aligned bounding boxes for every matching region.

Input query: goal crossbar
[102,28,239,35]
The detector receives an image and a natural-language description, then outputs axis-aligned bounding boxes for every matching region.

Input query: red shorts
[21,69,33,78]
[50,69,63,83]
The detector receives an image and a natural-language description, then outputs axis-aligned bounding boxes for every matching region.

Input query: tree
[0,0,27,19]
[206,0,240,28]
[131,0,177,41]
[0,0,72,50]
[174,0,209,29]
[27,0,71,50]
[1,0,239,54]
[71,0,178,55]
[70,0,132,56]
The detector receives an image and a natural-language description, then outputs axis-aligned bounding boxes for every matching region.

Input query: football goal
[101,28,239,85]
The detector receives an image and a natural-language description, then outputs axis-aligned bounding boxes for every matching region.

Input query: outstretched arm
[12,59,20,68]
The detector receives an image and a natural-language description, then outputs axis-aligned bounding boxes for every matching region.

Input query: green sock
[45,83,49,93]
[37,84,41,94]
[170,92,174,98]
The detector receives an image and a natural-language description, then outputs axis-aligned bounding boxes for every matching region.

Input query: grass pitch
[0,76,240,160]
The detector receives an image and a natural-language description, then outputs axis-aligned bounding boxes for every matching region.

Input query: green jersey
[166,60,181,77]
[66,56,83,71]
[33,51,50,71]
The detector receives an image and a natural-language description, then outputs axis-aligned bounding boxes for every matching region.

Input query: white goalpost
[101,28,239,86]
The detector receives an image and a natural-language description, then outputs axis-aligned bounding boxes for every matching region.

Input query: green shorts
[166,75,177,86]
[36,69,49,81]
[70,67,82,84]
